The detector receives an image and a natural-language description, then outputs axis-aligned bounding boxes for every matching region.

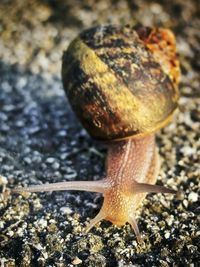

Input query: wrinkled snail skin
[13,25,180,243]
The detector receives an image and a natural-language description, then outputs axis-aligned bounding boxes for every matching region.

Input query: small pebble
[72,257,82,265]
[164,232,170,239]
[188,192,198,203]
[0,175,8,185]
[46,157,56,164]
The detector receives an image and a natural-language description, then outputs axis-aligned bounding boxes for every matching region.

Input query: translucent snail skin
[13,25,180,243]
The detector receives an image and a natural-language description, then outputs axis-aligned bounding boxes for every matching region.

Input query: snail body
[13,25,180,242]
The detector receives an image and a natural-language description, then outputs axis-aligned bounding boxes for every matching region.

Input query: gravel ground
[0,0,199,266]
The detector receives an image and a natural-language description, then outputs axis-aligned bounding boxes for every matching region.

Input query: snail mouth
[113,222,124,226]
[107,212,143,243]
[104,213,127,226]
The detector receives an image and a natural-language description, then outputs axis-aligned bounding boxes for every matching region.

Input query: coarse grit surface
[0,1,199,266]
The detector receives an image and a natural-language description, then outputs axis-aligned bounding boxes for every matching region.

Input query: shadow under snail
[13,24,180,243]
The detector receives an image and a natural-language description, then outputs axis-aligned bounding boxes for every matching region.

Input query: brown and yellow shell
[62,25,180,141]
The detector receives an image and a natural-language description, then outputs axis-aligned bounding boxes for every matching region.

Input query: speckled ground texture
[0,0,199,266]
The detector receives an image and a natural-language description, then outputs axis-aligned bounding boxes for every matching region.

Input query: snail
[13,24,180,243]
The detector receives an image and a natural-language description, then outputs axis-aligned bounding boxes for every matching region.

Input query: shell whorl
[62,25,179,141]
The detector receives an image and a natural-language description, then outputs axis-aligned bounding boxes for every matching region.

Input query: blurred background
[0,1,199,266]
[0,0,199,89]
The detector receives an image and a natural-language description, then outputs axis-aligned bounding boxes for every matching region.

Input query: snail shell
[62,25,179,141]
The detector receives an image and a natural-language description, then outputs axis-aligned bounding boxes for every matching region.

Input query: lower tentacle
[85,210,105,233]
[129,216,142,244]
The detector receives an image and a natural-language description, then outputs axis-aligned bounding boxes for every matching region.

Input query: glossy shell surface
[62,25,179,141]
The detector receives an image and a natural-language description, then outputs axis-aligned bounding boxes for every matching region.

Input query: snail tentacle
[85,210,106,233]
[132,181,177,194]
[129,216,142,244]
[12,179,109,194]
